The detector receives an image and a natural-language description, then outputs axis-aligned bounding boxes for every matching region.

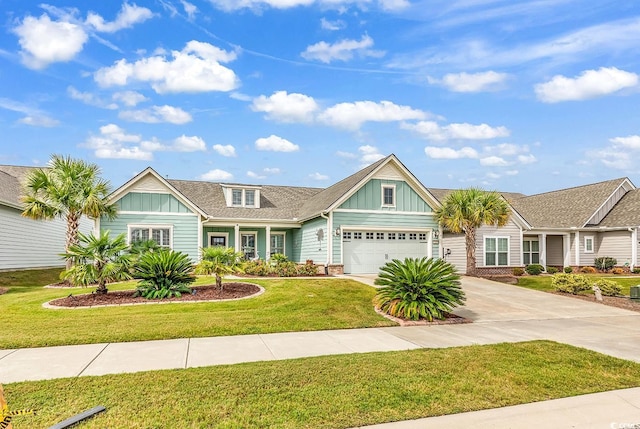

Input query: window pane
[498,252,508,266]
[232,189,242,205]
[486,252,496,266]
[498,238,508,252]
[383,187,394,205]
[211,236,226,247]
[532,253,540,264]
[245,190,255,206]
[270,234,284,255]
[131,228,149,243]
[531,241,539,252]
[523,253,530,265]
[486,238,496,252]
[523,241,530,252]
[152,228,170,246]
[586,238,593,251]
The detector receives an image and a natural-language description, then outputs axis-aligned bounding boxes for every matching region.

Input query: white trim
[584,235,595,253]
[118,210,198,217]
[483,235,510,267]
[522,238,540,265]
[207,232,230,247]
[333,208,435,216]
[328,212,334,264]
[269,231,286,256]
[341,226,430,232]
[583,178,635,227]
[632,228,638,270]
[240,230,258,259]
[225,187,261,208]
[127,224,174,248]
[204,219,302,227]
[575,231,580,266]
[519,227,524,266]
[381,184,396,208]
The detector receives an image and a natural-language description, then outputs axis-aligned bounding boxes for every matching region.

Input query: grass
[516,273,639,296]
[5,341,640,428]
[0,268,394,349]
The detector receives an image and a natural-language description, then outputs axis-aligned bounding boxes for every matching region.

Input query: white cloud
[247,167,281,179]
[13,14,88,69]
[424,146,478,159]
[301,35,384,63]
[359,145,385,164]
[486,172,501,179]
[18,116,60,127]
[517,154,537,164]
[483,143,521,156]
[208,0,408,12]
[84,124,151,160]
[67,86,118,109]
[263,167,281,174]
[403,121,509,141]
[119,105,192,124]
[213,144,237,157]
[85,3,153,33]
[251,91,319,123]
[200,169,233,181]
[309,172,329,180]
[247,171,265,179]
[173,135,206,151]
[94,40,239,94]
[320,18,345,31]
[535,67,639,103]
[230,92,252,101]
[429,71,509,92]
[0,97,59,127]
[112,91,148,106]
[336,150,358,159]
[505,170,519,176]
[320,100,427,131]
[480,156,508,166]
[181,0,198,19]
[610,135,640,150]
[255,135,300,152]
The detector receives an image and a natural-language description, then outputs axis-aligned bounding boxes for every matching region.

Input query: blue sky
[1,0,640,195]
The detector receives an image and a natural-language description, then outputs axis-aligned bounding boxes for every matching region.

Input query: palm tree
[435,188,510,276]
[61,231,132,294]
[21,155,117,270]
[195,246,245,290]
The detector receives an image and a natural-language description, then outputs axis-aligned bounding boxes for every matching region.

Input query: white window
[353,232,362,239]
[376,232,385,240]
[418,233,427,241]
[485,236,509,266]
[207,232,229,247]
[270,233,285,256]
[584,236,594,253]
[523,239,540,265]
[343,231,352,240]
[245,190,255,207]
[241,232,257,259]
[366,232,374,240]
[232,189,243,206]
[382,185,396,207]
[129,225,172,248]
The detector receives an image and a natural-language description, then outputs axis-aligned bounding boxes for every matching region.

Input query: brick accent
[475,266,521,276]
[326,264,344,275]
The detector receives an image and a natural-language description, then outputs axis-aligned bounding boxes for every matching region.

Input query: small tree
[195,247,245,290]
[132,249,195,299]
[61,231,132,294]
[435,188,510,276]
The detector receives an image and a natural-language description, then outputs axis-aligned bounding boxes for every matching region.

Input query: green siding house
[101,154,442,274]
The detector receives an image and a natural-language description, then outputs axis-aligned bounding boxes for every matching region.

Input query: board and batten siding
[292,217,327,264]
[0,205,93,270]
[476,219,522,268]
[598,230,632,266]
[339,179,432,213]
[101,213,199,261]
[332,211,438,264]
[117,192,191,213]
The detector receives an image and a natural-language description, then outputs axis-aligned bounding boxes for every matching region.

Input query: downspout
[320,212,332,266]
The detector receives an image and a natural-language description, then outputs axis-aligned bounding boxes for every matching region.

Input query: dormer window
[225,186,261,208]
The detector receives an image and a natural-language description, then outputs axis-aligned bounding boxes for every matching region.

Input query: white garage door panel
[343,231,429,274]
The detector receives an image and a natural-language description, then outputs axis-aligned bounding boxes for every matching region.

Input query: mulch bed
[0,287,7,295]
[374,307,471,326]
[549,291,640,312]
[48,282,261,308]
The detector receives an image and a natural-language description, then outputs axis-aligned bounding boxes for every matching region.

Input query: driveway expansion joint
[77,343,110,377]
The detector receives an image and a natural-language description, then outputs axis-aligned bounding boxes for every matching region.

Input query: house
[0,165,93,271]
[433,178,640,275]
[100,154,441,274]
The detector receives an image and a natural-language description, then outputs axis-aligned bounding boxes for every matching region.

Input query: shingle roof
[598,189,640,227]
[427,188,526,204]
[297,156,390,220]
[510,178,628,228]
[168,179,322,221]
[0,165,39,208]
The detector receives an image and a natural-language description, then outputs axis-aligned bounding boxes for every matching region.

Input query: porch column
[539,233,546,269]
[234,224,240,253]
[265,226,271,260]
[575,231,580,267]
[563,234,570,268]
[632,228,638,270]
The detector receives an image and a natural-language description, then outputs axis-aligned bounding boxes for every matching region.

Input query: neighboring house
[0,165,93,271]
[100,154,442,274]
[433,178,640,275]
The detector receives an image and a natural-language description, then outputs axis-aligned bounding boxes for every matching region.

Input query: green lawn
[5,341,640,429]
[0,269,394,349]
[516,273,640,296]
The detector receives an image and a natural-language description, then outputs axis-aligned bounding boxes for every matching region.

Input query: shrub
[564,266,573,273]
[551,273,590,295]
[270,253,289,264]
[195,247,245,290]
[297,262,318,276]
[593,279,622,296]
[546,266,559,274]
[512,267,524,276]
[525,264,544,275]
[581,266,597,274]
[244,260,272,276]
[374,257,465,321]
[133,249,195,299]
[594,257,617,272]
[633,267,640,274]
[611,267,625,275]
[274,261,299,277]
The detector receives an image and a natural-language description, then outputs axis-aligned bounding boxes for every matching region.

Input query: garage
[342,230,431,274]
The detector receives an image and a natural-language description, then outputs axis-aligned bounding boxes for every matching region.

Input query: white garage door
[342,230,430,274]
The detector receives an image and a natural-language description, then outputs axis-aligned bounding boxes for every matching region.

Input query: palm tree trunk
[65,211,80,270]
[465,227,477,276]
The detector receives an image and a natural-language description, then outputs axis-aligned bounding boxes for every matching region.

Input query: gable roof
[598,189,640,227]
[0,165,39,209]
[427,188,526,204]
[510,178,630,228]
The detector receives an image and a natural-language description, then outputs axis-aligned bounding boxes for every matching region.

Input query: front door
[241,233,257,259]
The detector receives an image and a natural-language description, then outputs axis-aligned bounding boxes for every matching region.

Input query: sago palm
[435,188,510,275]
[374,257,465,321]
[132,249,195,299]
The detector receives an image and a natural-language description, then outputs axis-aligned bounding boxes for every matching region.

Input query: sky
[1,0,640,195]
